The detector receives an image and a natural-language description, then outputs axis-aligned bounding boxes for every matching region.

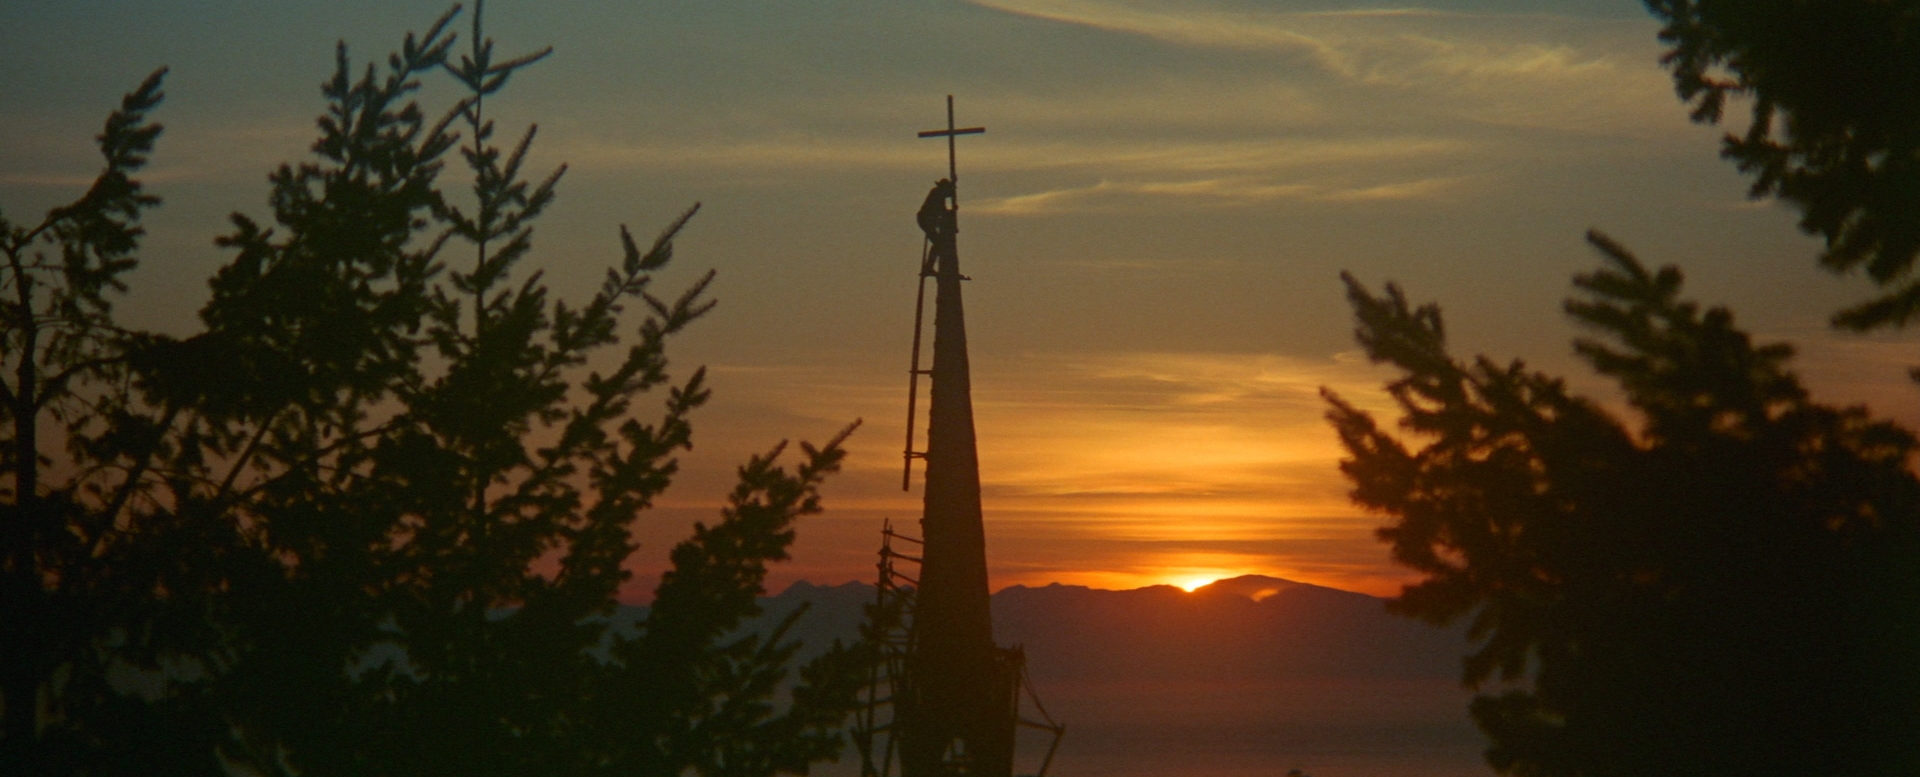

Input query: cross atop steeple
[917,95,985,205]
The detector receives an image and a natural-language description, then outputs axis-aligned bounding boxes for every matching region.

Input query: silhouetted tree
[0,66,199,776]
[1645,0,1920,332]
[1325,232,1920,777]
[2,6,864,776]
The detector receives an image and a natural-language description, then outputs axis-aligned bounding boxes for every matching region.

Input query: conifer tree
[1645,0,1920,333]
[1325,233,1920,777]
[1,6,866,775]
[0,63,221,776]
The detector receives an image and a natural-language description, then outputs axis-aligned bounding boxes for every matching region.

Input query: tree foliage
[1644,0,1920,331]
[2,62,181,776]
[1325,232,1920,777]
[2,6,864,775]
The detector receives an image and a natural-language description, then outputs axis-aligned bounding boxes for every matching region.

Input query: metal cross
[917,95,985,204]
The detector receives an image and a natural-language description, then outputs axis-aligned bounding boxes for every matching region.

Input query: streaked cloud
[525,1,1676,225]
[972,173,1469,215]
[972,179,1301,215]
[557,136,933,174]
[967,0,1673,135]
[967,0,1356,68]
[971,350,1390,498]
[553,130,1476,216]
[966,0,1630,80]
[4,116,365,192]
[1316,175,1466,202]
[559,133,1467,175]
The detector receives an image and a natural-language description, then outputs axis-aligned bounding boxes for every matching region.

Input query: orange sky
[7,0,1916,601]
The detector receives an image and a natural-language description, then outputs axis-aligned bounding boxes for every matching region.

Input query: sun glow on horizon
[1171,572,1238,592]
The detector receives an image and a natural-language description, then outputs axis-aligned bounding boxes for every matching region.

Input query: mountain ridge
[769,571,1361,599]
[749,575,1483,777]
[752,574,1466,680]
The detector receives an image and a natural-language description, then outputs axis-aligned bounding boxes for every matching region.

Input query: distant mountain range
[734,575,1488,777]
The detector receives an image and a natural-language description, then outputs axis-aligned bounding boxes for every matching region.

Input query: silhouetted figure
[917,178,956,246]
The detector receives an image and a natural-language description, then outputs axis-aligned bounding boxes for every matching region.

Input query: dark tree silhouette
[1644,0,1920,331]
[1325,233,1920,777]
[1,6,864,776]
[1,66,186,777]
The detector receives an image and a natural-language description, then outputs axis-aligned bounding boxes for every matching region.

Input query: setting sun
[1172,573,1232,592]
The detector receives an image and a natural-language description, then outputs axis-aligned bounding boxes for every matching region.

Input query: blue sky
[5,0,1912,597]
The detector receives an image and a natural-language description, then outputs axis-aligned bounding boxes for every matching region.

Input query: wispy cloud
[965,350,1396,503]
[556,136,931,173]
[971,178,1307,215]
[949,348,1408,593]
[972,173,1469,215]
[1317,175,1466,202]
[966,0,1675,135]
[533,1,1672,226]
[967,0,1635,80]
[557,133,1468,175]
[681,349,1398,512]
[967,0,1361,74]
[2,118,340,194]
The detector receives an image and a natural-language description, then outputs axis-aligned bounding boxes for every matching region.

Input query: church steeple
[859,98,1060,777]
[897,96,1013,777]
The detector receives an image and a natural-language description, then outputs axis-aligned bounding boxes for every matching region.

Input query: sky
[4,0,1915,600]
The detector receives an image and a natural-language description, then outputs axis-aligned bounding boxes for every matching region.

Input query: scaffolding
[853,522,1064,777]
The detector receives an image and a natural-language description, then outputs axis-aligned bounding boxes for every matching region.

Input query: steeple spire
[899,98,1015,777]
[861,99,1060,777]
